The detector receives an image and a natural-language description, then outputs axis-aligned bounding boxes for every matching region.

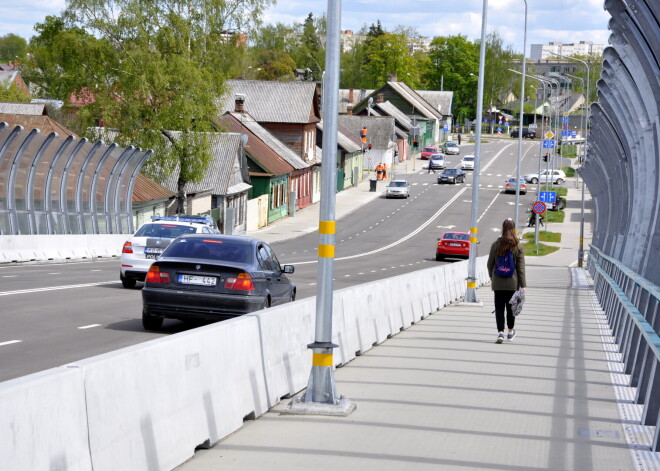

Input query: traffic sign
[562,116,569,123]
[505,122,509,126]
[533,201,547,214]
[539,191,557,203]
[571,130,577,137]
[498,120,502,125]
[443,125,448,131]
[544,131,554,139]
[542,140,555,149]
[497,127,502,132]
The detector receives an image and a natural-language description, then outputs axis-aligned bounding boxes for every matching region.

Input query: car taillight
[437,241,444,247]
[146,266,170,284]
[505,183,511,188]
[224,273,254,291]
[122,242,133,254]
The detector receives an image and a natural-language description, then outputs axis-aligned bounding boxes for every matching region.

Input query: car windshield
[134,223,198,238]
[423,147,436,153]
[443,233,469,241]
[444,169,458,175]
[388,181,408,187]
[431,155,444,160]
[163,238,253,264]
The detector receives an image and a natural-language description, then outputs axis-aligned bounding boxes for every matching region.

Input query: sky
[1,0,612,56]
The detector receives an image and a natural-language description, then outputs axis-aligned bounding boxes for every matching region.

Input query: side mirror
[283,265,295,274]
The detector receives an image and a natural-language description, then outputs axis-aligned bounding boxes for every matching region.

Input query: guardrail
[588,244,660,451]
[1,256,490,471]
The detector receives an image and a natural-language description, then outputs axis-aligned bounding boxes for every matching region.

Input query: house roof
[216,112,295,176]
[338,88,374,114]
[373,101,414,131]
[218,80,321,124]
[0,113,75,137]
[0,71,20,86]
[133,174,175,203]
[316,120,361,153]
[386,82,443,120]
[220,111,308,170]
[0,101,48,115]
[161,132,251,196]
[415,91,454,117]
[337,115,396,149]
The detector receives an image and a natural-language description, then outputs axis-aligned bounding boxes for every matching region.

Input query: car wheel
[142,310,163,331]
[291,289,296,302]
[262,297,271,310]
[531,177,538,184]
[120,274,136,289]
[436,254,444,261]
[556,178,564,184]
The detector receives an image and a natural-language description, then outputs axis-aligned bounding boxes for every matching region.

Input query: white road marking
[0,281,118,297]
[358,272,365,275]
[422,183,429,186]
[487,184,493,187]
[48,273,61,275]
[437,225,456,229]
[0,340,21,346]
[2,275,17,278]
[78,324,101,330]
[344,274,351,277]
[91,269,101,272]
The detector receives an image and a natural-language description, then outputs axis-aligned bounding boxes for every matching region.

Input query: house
[131,174,175,228]
[339,88,374,114]
[316,120,363,191]
[353,99,413,162]
[0,70,29,95]
[218,80,321,209]
[216,110,307,227]
[415,90,454,134]
[160,132,251,235]
[337,115,396,178]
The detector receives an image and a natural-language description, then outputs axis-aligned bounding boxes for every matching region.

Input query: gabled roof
[337,115,395,149]
[415,91,454,117]
[218,80,321,124]
[0,71,20,86]
[386,82,443,120]
[0,113,74,137]
[373,101,414,131]
[338,88,374,113]
[0,101,48,115]
[216,112,295,176]
[161,132,251,196]
[133,174,175,203]
[316,120,361,153]
[219,111,308,170]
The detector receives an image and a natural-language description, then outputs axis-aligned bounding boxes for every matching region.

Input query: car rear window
[134,223,198,238]
[463,157,474,161]
[389,181,408,187]
[444,169,458,174]
[163,238,253,264]
[423,147,436,152]
[443,233,469,241]
[445,142,457,147]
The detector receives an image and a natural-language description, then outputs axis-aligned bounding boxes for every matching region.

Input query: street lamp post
[549,52,590,267]
[513,0,528,233]
[563,73,586,188]
[465,0,489,304]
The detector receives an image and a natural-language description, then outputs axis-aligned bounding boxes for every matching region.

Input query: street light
[548,52,590,267]
[513,0,528,233]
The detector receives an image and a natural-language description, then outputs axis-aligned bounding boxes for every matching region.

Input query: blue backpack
[494,250,516,277]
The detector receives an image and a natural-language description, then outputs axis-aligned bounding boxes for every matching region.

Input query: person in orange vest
[381,163,387,180]
[376,163,383,180]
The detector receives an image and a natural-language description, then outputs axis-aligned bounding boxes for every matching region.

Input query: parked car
[511,127,536,139]
[504,177,527,195]
[442,141,460,155]
[461,155,475,170]
[421,146,438,160]
[437,168,466,184]
[120,215,219,288]
[523,169,567,184]
[141,234,296,330]
[385,179,410,198]
[429,153,446,170]
[436,232,470,261]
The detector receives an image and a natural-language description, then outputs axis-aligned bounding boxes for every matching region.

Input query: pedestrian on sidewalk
[487,218,526,344]
[457,132,462,145]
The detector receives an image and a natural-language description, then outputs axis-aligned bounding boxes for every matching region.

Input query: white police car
[120,215,218,288]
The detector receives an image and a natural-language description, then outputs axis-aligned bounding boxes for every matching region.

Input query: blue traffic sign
[572,130,577,137]
[498,120,502,125]
[533,201,547,214]
[539,191,557,203]
[497,127,502,132]
[562,116,569,123]
[542,140,556,149]
[443,125,448,131]
[505,122,509,126]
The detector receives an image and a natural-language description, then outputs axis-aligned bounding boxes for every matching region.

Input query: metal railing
[588,244,660,451]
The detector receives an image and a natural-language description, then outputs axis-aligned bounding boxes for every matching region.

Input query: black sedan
[141,234,296,330]
[437,168,466,184]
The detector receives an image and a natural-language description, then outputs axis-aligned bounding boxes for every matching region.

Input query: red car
[436,232,470,261]
[421,146,437,160]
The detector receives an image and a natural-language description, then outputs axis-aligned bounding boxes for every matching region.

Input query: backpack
[494,250,516,277]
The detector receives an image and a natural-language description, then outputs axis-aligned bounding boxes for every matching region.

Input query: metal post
[514,0,528,233]
[465,0,488,304]
[285,0,354,416]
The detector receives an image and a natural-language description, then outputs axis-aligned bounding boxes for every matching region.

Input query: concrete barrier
[0,235,128,263]
[1,256,489,471]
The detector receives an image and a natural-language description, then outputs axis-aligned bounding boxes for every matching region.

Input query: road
[0,139,551,382]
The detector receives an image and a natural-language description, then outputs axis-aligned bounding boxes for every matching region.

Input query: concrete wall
[1,256,490,470]
[0,235,128,264]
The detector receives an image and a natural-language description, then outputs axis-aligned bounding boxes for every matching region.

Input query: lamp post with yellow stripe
[284,0,355,416]
[464,0,488,304]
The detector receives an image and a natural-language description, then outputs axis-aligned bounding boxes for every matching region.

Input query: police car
[120,215,218,288]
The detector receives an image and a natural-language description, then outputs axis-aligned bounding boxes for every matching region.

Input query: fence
[588,244,660,451]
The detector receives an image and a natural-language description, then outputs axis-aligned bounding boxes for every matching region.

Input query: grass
[562,166,576,177]
[540,185,567,197]
[523,231,562,243]
[545,210,566,223]
[559,145,578,158]
[522,241,561,256]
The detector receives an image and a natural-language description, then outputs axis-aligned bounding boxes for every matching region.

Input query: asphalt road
[0,139,550,382]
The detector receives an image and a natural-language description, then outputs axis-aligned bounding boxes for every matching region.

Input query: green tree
[568,53,602,103]
[0,81,31,101]
[291,13,326,81]
[0,33,27,62]
[51,0,272,212]
[361,30,418,88]
[482,31,517,111]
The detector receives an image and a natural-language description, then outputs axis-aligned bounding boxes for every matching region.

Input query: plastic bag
[509,289,526,317]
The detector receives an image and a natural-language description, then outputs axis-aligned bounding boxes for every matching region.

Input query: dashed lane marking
[78,324,101,329]
[0,281,118,297]
[0,340,22,347]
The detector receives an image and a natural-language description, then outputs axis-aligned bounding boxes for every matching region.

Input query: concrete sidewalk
[175,173,654,470]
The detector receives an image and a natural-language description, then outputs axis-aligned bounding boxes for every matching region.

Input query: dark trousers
[494,290,516,331]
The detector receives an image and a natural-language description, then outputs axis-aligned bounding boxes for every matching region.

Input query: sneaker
[507,330,517,341]
[496,332,505,344]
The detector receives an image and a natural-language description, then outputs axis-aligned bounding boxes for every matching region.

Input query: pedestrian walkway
[176,166,659,470]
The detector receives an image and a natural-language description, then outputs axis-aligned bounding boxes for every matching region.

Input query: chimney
[348,88,354,103]
[387,74,398,82]
[234,93,245,113]
[346,106,353,115]
[376,93,384,104]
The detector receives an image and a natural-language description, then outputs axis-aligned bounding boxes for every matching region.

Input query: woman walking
[487,219,526,343]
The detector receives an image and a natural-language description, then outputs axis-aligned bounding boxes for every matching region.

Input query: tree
[482,31,517,111]
[0,81,31,102]
[49,0,273,212]
[0,34,27,62]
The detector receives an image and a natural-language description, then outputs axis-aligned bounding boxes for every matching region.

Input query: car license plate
[178,274,217,286]
[145,253,158,260]
[450,243,462,247]
[145,247,164,254]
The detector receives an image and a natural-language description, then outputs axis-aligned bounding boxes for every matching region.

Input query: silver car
[442,141,460,155]
[385,179,410,198]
